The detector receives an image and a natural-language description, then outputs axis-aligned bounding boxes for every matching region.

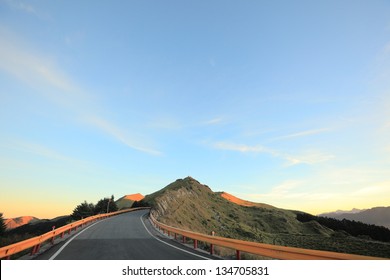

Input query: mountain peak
[177,176,202,186]
[184,176,198,182]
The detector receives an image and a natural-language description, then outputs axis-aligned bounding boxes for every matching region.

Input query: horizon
[2,177,389,220]
[1,1,389,220]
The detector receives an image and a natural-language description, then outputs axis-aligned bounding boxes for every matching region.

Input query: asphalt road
[36,209,216,260]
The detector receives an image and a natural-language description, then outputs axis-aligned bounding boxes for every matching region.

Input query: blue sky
[1,0,389,218]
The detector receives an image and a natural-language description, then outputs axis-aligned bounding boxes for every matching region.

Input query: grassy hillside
[143,177,390,258]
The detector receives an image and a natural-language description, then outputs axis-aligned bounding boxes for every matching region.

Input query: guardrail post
[31,243,41,255]
[194,240,198,249]
[210,231,215,255]
[51,226,56,244]
[30,245,36,255]
[182,236,186,243]
[174,233,177,240]
[236,250,241,260]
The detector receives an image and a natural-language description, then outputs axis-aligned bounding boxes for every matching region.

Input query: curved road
[36,210,216,260]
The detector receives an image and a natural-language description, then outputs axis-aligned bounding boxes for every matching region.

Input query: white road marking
[50,211,211,260]
[140,213,212,260]
[49,220,104,260]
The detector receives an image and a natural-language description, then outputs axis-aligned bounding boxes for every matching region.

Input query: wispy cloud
[0,29,82,102]
[352,182,390,196]
[3,0,36,14]
[241,180,337,204]
[147,117,183,130]
[283,152,335,166]
[265,180,303,196]
[213,142,270,153]
[2,0,47,19]
[270,128,330,141]
[85,116,162,156]
[201,117,225,126]
[0,28,161,155]
[1,140,89,167]
[212,141,334,166]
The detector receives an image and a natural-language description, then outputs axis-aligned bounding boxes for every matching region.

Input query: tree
[0,213,6,236]
[94,195,118,214]
[71,201,95,220]
[132,200,149,208]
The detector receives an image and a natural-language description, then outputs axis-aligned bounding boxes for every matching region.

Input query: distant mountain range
[320,208,364,216]
[319,207,390,229]
[5,215,71,237]
[5,216,40,230]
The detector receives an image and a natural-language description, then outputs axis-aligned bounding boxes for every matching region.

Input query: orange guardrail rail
[149,213,387,260]
[0,207,150,260]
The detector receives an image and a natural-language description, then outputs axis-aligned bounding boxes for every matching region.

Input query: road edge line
[49,220,104,260]
[140,214,212,260]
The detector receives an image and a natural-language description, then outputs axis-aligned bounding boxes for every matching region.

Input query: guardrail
[0,207,150,260]
[149,214,386,260]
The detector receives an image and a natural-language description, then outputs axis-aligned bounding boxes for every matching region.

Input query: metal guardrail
[2,208,386,260]
[0,207,150,259]
[149,214,386,260]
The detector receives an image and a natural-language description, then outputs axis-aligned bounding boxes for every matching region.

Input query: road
[35,209,216,260]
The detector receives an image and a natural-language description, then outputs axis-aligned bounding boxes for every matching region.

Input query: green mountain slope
[142,176,390,258]
[144,177,332,242]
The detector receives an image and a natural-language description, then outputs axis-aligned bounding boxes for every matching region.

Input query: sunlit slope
[5,216,40,230]
[219,192,275,209]
[116,193,145,210]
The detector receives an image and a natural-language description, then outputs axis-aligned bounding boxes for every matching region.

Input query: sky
[1,0,389,219]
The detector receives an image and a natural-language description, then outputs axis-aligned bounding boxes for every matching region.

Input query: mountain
[143,177,333,243]
[5,216,40,230]
[319,207,390,229]
[141,176,390,258]
[116,193,145,210]
[5,215,71,237]
[319,208,364,217]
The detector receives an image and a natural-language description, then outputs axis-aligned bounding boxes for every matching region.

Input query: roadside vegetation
[296,212,390,242]
[0,195,118,254]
